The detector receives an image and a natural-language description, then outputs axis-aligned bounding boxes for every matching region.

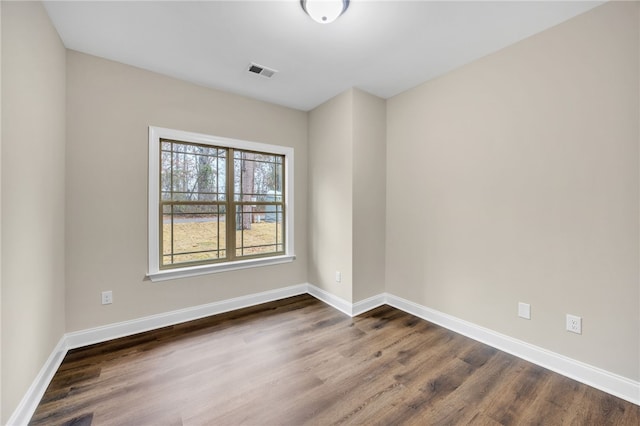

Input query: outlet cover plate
[518,302,531,320]
[102,291,113,305]
[566,314,582,334]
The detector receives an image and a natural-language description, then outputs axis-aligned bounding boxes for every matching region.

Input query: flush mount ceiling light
[301,0,350,24]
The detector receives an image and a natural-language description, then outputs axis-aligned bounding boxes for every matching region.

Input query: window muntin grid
[160,139,285,269]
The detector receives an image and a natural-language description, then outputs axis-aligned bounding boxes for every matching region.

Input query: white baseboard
[352,293,386,316]
[7,336,67,426]
[305,284,386,317]
[306,284,353,316]
[66,283,308,349]
[9,285,639,424]
[384,293,640,406]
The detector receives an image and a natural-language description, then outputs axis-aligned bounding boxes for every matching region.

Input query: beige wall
[352,90,386,301]
[386,0,639,380]
[65,51,308,331]
[308,90,354,302]
[1,2,67,422]
[308,88,386,303]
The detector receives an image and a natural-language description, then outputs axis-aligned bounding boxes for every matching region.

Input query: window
[148,127,294,281]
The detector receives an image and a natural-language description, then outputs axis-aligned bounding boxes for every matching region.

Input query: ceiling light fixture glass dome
[301,0,350,24]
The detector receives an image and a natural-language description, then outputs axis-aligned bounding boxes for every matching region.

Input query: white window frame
[147,126,295,282]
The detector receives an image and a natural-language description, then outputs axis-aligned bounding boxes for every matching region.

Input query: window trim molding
[147,126,295,282]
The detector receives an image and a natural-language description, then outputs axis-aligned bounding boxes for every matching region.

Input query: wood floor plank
[483,362,553,424]
[29,294,639,425]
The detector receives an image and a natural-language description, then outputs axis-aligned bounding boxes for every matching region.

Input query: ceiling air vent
[248,63,277,78]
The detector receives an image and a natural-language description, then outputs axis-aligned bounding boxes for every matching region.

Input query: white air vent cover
[248,63,277,78]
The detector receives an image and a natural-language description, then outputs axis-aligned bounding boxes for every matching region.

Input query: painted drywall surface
[386,0,639,380]
[308,90,354,302]
[308,88,386,304]
[1,2,67,422]
[352,89,386,302]
[65,51,308,332]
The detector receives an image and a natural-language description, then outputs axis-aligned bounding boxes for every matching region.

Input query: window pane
[162,204,226,266]
[235,204,284,257]
[161,140,226,202]
[233,151,284,202]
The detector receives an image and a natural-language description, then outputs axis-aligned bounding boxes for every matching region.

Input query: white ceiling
[43,1,605,111]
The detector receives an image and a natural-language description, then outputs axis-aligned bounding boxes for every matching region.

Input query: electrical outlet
[566,314,581,334]
[102,291,113,305]
[518,302,531,320]
[335,271,341,283]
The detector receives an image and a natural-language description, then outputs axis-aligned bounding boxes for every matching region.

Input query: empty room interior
[1,0,639,424]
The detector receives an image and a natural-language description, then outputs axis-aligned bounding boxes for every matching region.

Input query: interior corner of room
[1,0,639,424]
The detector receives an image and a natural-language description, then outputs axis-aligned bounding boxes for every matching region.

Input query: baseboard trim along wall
[383,293,640,406]
[10,283,639,423]
[306,286,639,405]
[306,284,354,316]
[65,284,309,349]
[7,337,67,426]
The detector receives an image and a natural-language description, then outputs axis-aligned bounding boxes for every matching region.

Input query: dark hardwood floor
[30,294,639,425]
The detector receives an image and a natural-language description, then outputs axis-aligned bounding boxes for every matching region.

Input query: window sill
[147,255,296,282]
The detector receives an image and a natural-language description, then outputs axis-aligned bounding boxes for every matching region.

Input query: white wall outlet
[335,271,341,283]
[518,302,531,320]
[566,314,582,334]
[101,290,113,305]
